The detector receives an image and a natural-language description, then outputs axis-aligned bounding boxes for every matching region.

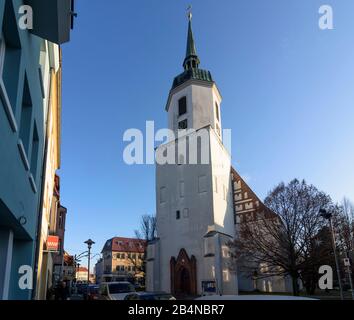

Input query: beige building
[98,237,146,285]
[34,43,64,300]
[62,252,75,284]
[76,267,89,283]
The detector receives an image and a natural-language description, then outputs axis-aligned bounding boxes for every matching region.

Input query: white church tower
[146,12,238,297]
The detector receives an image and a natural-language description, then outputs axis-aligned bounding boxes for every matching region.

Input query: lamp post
[84,239,95,284]
[344,255,354,300]
[319,209,344,300]
[76,262,80,283]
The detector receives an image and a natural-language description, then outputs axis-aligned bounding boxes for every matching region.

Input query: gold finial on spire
[187,5,192,21]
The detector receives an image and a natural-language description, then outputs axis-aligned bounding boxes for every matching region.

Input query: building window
[183,208,189,218]
[178,119,188,130]
[0,33,5,76]
[179,181,185,198]
[30,122,39,180]
[177,154,185,165]
[222,246,230,258]
[2,1,22,115]
[214,176,218,193]
[198,175,207,193]
[215,102,220,121]
[19,74,33,157]
[160,187,166,204]
[116,266,124,272]
[58,212,63,229]
[38,41,47,98]
[176,210,181,220]
[178,96,187,116]
[223,269,230,282]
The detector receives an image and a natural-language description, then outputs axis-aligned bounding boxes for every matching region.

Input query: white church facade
[146,15,290,297]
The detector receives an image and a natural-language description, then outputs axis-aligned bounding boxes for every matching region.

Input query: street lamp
[319,209,344,300]
[84,239,95,284]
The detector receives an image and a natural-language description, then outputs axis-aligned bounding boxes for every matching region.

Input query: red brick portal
[170,249,197,297]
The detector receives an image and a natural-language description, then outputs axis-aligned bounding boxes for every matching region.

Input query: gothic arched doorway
[170,249,197,297]
[178,267,191,295]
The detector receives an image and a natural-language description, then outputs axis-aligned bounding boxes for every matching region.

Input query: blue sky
[60,0,354,262]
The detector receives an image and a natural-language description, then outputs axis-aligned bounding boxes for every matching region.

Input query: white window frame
[0,33,5,76]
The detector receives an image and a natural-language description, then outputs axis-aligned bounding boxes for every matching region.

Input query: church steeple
[183,13,200,70]
[170,9,214,92]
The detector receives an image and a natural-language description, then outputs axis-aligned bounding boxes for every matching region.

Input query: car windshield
[89,286,99,294]
[108,283,135,294]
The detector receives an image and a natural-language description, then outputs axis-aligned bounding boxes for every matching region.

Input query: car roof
[131,292,171,296]
[102,281,132,285]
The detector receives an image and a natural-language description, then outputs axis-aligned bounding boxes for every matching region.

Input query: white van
[98,281,135,300]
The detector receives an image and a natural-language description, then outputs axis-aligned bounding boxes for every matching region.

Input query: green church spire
[183,10,200,70]
[171,8,213,90]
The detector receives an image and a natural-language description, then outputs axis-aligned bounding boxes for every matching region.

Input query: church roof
[183,19,199,67]
[171,15,214,91]
[231,167,277,223]
[172,68,213,90]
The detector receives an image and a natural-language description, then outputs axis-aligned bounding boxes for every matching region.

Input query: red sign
[47,236,60,252]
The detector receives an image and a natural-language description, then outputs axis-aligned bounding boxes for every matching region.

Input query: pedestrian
[61,281,69,300]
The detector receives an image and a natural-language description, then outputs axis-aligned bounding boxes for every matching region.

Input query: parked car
[75,283,88,295]
[85,285,100,300]
[124,292,176,300]
[98,282,136,300]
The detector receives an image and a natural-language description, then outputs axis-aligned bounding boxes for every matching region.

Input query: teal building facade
[0,0,73,300]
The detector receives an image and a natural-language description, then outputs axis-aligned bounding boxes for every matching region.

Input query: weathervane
[187,5,192,21]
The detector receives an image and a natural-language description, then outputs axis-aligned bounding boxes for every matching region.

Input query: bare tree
[135,214,157,243]
[126,214,157,285]
[335,198,354,254]
[229,179,332,296]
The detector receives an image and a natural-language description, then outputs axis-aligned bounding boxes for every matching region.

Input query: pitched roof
[101,237,146,254]
[231,167,277,223]
[63,253,74,266]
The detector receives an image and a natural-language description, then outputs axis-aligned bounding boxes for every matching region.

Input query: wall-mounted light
[19,216,27,226]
